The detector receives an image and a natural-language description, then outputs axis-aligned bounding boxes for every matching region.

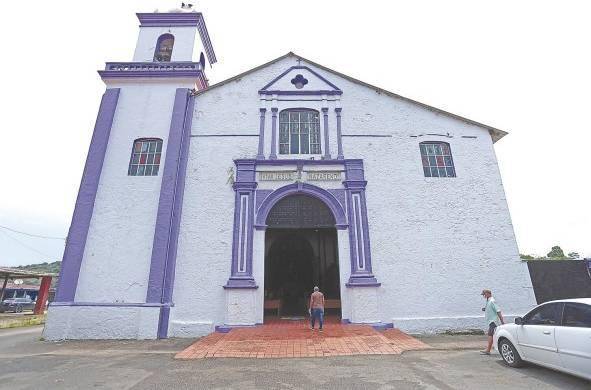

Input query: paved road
[0,326,588,389]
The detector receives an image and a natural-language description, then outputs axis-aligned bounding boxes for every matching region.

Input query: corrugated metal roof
[0,267,57,278]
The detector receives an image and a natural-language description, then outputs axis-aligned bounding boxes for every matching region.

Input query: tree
[547,246,567,259]
[568,252,580,259]
[520,254,535,260]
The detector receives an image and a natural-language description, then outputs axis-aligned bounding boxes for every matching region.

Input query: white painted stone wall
[75,81,193,304]
[43,306,159,340]
[170,55,535,335]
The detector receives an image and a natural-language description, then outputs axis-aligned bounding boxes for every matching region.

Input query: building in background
[44,6,535,340]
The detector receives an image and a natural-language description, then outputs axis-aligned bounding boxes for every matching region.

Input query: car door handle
[543,331,551,335]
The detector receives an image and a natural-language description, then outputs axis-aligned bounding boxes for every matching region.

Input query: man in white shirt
[481,289,505,355]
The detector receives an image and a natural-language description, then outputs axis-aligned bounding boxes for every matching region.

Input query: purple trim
[255,182,347,228]
[353,197,363,269]
[146,89,194,339]
[99,62,207,84]
[225,161,258,289]
[256,159,345,166]
[49,302,172,308]
[343,160,380,287]
[269,108,278,159]
[344,159,365,181]
[372,322,394,331]
[259,66,342,94]
[259,90,342,96]
[335,108,344,159]
[136,12,217,64]
[256,190,273,212]
[137,12,200,26]
[239,196,247,271]
[195,14,217,65]
[327,189,346,212]
[256,108,266,159]
[322,107,331,159]
[55,89,120,302]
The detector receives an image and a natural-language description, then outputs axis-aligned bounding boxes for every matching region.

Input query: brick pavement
[176,318,430,359]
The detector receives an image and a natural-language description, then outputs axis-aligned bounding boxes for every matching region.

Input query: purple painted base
[345,274,381,287]
[371,322,394,331]
[215,323,263,333]
[223,277,259,289]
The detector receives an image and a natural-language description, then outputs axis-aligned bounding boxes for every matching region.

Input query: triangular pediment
[259,65,342,96]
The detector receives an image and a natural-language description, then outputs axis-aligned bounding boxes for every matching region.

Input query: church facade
[44,9,535,340]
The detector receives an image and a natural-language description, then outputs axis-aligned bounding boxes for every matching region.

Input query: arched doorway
[264,194,341,318]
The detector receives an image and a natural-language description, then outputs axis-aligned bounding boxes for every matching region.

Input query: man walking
[309,286,325,331]
[480,289,505,355]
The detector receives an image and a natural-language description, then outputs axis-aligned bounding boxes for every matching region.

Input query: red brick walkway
[176,318,429,359]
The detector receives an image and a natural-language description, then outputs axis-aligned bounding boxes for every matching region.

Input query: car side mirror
[515,317,523,325]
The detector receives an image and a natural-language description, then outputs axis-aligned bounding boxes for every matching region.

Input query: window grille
[420,142,456,178]
[279,110,321,155]
[128,138,163,176]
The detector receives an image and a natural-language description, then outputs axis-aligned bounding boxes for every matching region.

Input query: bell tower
[99,7,217,89]
[45,7,217,340]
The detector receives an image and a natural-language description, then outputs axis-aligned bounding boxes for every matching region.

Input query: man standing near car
[481,289,505,355]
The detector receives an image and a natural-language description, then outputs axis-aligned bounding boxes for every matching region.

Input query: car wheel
[16,306,23,313]
[499,338,523,368]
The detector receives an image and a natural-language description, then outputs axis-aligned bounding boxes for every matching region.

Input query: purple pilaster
[224,160,258,289]
[55,88,120,302]
[146,88,194,338]
[322,107,331,160]
[335,108,344,160]
[256,108,266,160]
[343,160,380,287]
[269,108,278,159]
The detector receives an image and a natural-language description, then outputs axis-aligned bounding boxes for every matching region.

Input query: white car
[493,298,591,381]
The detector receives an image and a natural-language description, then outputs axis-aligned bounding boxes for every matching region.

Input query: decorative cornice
[137,12,200,27]
[98,62,207,84]
[259,90,342,96]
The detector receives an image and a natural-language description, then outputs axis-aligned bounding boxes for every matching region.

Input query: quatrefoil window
[290,74,308,89]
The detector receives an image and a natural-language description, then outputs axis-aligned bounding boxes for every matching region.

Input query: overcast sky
[0,0,589,266]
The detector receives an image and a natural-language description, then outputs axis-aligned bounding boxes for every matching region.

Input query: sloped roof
[0,266,56,278]
[197,52,508,142]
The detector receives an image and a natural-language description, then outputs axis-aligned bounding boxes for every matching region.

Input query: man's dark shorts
[488,322,497,336]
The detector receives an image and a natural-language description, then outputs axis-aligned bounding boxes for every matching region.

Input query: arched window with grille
[279,109,321,155]
[420,141,456,178]
[153,34,174,62]
[128,138,163,176]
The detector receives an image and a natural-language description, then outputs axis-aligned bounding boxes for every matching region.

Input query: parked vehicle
[493,298,591,381]
[0,297,35,313]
